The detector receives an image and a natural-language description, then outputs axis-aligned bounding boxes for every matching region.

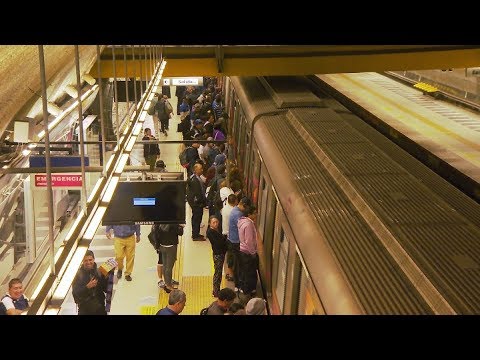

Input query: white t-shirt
[2,294,15,311]
[222,204,235,236]
[220,187,234,202]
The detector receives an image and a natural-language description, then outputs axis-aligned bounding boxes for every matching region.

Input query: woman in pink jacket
[238,206,259,296]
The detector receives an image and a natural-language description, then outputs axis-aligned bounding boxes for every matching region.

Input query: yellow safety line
[336,74,480,152]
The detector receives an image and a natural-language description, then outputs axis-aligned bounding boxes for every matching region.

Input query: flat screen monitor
[102,180,186,225]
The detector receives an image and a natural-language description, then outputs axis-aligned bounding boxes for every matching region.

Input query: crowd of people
[69,78,267,315]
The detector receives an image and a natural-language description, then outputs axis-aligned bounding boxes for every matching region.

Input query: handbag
[148,228,157,249]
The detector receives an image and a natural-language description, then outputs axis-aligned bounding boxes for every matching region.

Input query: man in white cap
[245,297,267,315]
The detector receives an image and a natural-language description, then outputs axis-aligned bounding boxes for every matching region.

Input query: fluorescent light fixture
[114,154,129,174]
[87,177,105,204]
[64,209,85,242]
[132,123,143,136]
[28,143,37,149]
[114,136,125,152]
[37,85,99,139]
[102,176,119,203]
[144,100,152,109]
[82,73,96,86]
[2,165,8,169]
[139,111,147,122]
[47,102,62,116]
[30,242,67,302]
[22,149,31,156]
[105,153,116,173]
[64,85,78,98]
[125,137,137,152]
[51,245,89,302]
[82,206,106,240]
[44,307,60,315]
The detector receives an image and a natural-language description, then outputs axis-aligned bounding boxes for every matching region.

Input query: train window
[274,228,289,313]
[258,176,268,238]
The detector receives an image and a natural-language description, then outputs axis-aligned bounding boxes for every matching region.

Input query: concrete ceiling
[92,45,480,77]
[2,45,480,142]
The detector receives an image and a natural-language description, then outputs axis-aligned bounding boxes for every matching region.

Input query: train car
[225,75,480,315]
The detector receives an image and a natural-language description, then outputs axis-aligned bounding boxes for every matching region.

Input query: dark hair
[229,302,245,313]
[227,194,237,205]
[85,250,95,259]
[8,278,22,289]
[240,197,252,207]
[218,288,236,302]
[245,205,257,216]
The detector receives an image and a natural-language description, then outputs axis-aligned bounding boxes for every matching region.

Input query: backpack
[179,148,189,168]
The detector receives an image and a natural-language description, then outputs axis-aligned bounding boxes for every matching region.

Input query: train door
[258,169,276,308]
[249,143,261,206]
[272,221,289,314]
[295,247,325,315]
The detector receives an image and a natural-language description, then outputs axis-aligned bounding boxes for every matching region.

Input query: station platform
[59,87,230,315]
[317,72,480,199]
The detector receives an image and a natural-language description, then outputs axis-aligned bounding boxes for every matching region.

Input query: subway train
[224,75,480,315]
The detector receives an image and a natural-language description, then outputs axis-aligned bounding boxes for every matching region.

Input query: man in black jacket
[187,163,206,241]
[143,128,160,171]
[153,224,184,293]
[72,250,109,315]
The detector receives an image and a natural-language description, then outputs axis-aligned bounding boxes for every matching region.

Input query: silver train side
[224,75,480,315]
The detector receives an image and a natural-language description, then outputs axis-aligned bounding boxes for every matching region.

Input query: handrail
[27,56,165,315]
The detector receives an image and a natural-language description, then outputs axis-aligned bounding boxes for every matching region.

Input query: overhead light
[51,245,89,302]
[64,209,85,242]
[2,165,8,169]
[22,149,31,156]
[102,176,119,203]
[132,123,143,136]
[104,153,116,173]
[44,307,60,315]
[82,206,106,240]
[47,102,62,116]
[139,111,147,122]
[87,177,105,204]
[82,73,96,86]
[27,143,37,149]
[114,154,129,174]
[64,85,79,98]
[125,137,137,152]
[37,85,99,139]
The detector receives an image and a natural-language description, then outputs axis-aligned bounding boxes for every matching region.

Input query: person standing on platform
[72,250,110,315]
[238,205,259,296]
[142,128,160,171]
[187,163,207,241]
[106,224,141,281]
[156,289,186,315]
[206,215,228,297]
[228,197,252,291]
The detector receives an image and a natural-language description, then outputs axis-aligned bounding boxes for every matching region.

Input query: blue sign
[29,156,90,168]
[133,198,156,206]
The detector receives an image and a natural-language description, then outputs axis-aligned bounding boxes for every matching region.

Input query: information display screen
[102,181,186,225]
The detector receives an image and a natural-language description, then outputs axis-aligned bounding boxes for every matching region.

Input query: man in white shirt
[222,194,238,282]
